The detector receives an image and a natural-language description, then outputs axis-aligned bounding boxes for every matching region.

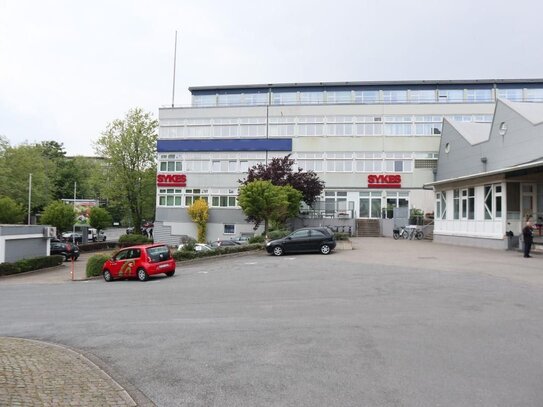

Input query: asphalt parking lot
[1,238,543,407]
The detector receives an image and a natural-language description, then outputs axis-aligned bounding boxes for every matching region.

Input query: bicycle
[393,226,409,240]
[393,226,424,240]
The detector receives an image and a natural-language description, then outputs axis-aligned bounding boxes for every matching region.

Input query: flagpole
[171,30,178,107]
[27,173,32,224]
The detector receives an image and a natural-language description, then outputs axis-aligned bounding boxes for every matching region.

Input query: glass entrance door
[522,183,536,221]
[359,192,382,218]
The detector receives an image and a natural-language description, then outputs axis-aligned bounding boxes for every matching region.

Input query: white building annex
[429,98,543,249]
[153,80,543,246]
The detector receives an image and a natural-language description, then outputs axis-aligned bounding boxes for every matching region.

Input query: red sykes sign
[157,174,187,187]
[368,174,401,188]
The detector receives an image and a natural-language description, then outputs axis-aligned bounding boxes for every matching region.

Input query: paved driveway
[1,239,543,407]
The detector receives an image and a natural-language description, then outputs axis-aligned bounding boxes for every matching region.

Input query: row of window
[435,184,502,220]
[159,115,492,139]
[192,88,543,107]
[160,157,430,174]
[158,188,238,208]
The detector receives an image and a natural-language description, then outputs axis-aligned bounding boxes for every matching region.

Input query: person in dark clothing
[522,220,534,258]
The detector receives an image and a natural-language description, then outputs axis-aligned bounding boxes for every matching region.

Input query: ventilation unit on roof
[43,227,56,238]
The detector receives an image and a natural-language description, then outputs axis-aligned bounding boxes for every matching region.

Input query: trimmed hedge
[172,243,264,261]
[118,234,153,247]
[86,254,112,278]
[78,241,118,252]
[0,255,64,277]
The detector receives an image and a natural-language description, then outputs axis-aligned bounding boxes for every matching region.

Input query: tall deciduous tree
[240,155,325,207]
[0,144,54,213]
[40,200,76,233]
[238,181,291,236]
[94,108,158,234]
[187,198,209,243]
[0,196,25,224]
[89,207,112,232]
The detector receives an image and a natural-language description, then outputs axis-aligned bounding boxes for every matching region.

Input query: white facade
[431,99,543,249]
[155,80,543,245]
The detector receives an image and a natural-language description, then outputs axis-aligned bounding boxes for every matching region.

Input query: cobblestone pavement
[0,337,138,407]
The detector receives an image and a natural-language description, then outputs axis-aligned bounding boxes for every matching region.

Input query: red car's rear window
[146,245,171,263]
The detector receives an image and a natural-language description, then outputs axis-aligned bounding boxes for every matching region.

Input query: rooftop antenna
[171,30,178,107]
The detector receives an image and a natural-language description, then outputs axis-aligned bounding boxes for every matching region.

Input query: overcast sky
[1,0,542,156]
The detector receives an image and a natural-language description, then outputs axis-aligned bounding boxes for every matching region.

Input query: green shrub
[118,234,153,247]
[0,255,63,276]
[267,229,290,240]
[334,232,350,241]
[181,240,196,251]
[78,241,118,252]
[86,254,111,278]
[249,235,266,244]
[172,243,264,262]
[0,262,20,276]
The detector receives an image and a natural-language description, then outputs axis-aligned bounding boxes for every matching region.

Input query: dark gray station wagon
[265,227,336,256]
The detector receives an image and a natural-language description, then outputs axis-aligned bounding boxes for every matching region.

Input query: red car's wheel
[137,267,149,282]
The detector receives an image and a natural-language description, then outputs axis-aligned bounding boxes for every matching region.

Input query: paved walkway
[0,337,138,406]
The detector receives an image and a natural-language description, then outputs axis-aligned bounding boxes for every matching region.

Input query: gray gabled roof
[445,120,491,145]
[500,98,543,125]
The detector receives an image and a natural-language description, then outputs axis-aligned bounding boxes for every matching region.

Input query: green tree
[272,185,303,227]
[238,181,290,236]
[187,198,209,242]
[94,108,158,234]
[0,196,25,224]
[40,201,76,233]
[89,207,112,232]
[241,155,325,206]
[0,144,54,214]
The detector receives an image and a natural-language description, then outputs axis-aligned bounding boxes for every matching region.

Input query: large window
[484,184,503,220]
[185,189,208,206]
[384,192,409,219]
[436,191,447,219]
[459,188,476,220]
[453,189,460,219]
[158,188,183,207]
[159,154,183,172]
[211,189,237,208]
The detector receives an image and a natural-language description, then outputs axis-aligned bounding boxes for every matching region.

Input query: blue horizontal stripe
[157,138,292,152]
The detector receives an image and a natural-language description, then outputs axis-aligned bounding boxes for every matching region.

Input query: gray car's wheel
[320,244,331,255]
[272,246,284,256]
[137,267,149,281]
[103,269,113,282]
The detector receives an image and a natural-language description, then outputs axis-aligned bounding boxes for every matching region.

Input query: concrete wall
[433,234,508,250]
[0,225,49,263]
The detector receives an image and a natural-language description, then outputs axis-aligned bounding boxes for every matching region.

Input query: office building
[154,79,543,245]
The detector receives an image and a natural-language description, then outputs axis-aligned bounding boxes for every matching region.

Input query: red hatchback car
[102,244,176,282]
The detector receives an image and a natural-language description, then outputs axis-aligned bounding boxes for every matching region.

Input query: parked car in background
[61,232,83,243]
[234,236,251,245]
[50,240,80,261]
[88,228,107,242]
[265,227,336,256]
[177,243,214,252]
[210,240,242,248]
[102,244,176,282]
